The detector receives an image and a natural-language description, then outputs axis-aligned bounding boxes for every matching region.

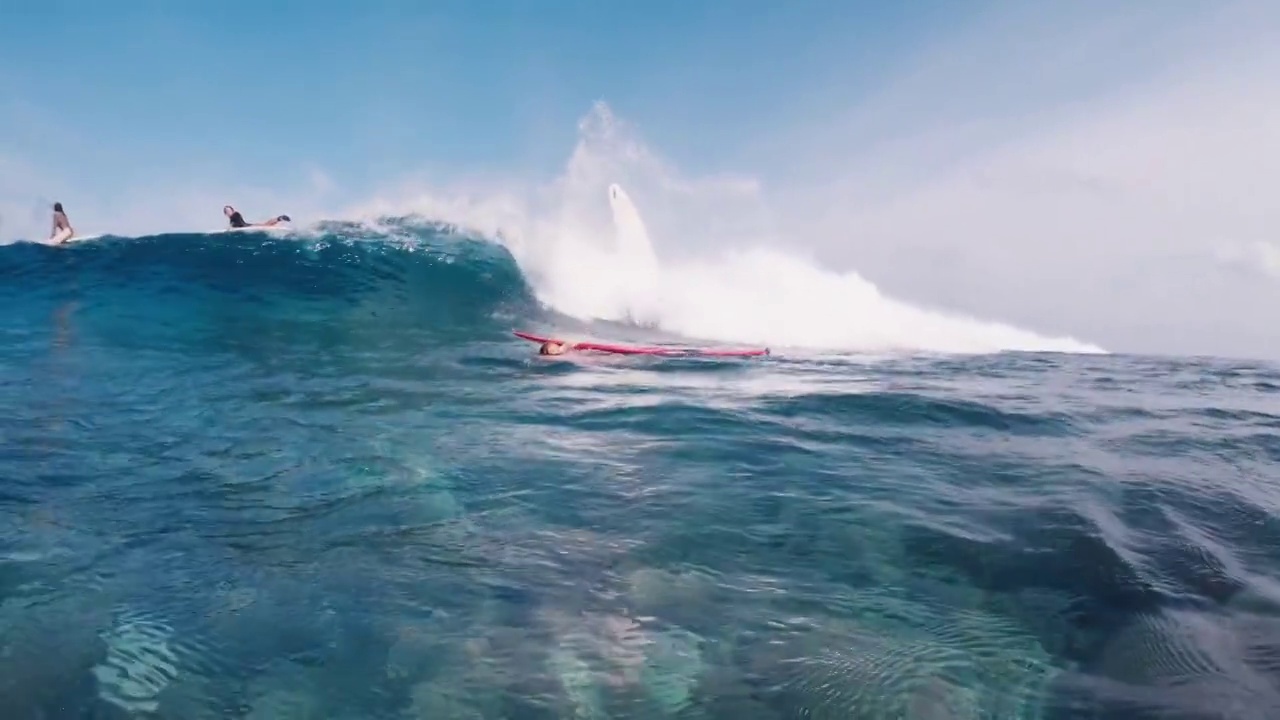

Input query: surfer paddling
[50,202,73,244]
[223,205,291,229]
[515,330,769,358]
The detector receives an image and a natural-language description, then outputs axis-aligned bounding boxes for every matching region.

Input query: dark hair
[53,202,63,212]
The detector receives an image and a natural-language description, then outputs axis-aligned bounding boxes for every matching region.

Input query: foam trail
[629,243,1100,355]
[608,183,658,270]
[599,181,1099,354]
[521,188,1101,354]
[605,183,661,324]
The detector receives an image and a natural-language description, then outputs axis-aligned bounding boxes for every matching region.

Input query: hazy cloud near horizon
[757,0,1280,359]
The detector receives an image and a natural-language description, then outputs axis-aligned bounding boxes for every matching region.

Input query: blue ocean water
[2,223,1279,719]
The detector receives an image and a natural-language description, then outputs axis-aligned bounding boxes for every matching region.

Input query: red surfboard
[513,330,769,357]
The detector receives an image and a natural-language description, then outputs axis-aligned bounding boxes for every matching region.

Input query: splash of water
[356,102,1105,354]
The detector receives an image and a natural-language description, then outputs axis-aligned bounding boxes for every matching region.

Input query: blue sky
[0,0,969,195]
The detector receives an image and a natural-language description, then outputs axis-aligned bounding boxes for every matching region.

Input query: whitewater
[4,103,1279,720]
[351,106,1104,356]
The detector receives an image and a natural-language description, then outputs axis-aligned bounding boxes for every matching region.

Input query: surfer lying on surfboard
[517,331,769,358]
[223,205,291,229]
[50,202,73,244]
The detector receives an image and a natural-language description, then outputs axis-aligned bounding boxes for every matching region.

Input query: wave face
[0,217,1101,361]
[0,222,535,340]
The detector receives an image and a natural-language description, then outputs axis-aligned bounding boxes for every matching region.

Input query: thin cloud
[760,0,1280,359]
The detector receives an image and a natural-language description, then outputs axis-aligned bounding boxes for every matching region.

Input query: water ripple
[3,231,1280,717]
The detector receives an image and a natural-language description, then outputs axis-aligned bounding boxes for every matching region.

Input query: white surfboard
[43,231,104,245]
[217,224,292,234]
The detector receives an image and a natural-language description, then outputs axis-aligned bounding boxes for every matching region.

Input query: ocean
[1,222,1278,719]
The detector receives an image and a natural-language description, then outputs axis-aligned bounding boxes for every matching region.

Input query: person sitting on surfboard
[50,202,73,244]
[223,205,290,229]
[538,341,569,356]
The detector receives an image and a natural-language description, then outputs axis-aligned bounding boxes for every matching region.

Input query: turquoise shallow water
[2,224,1280,719]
